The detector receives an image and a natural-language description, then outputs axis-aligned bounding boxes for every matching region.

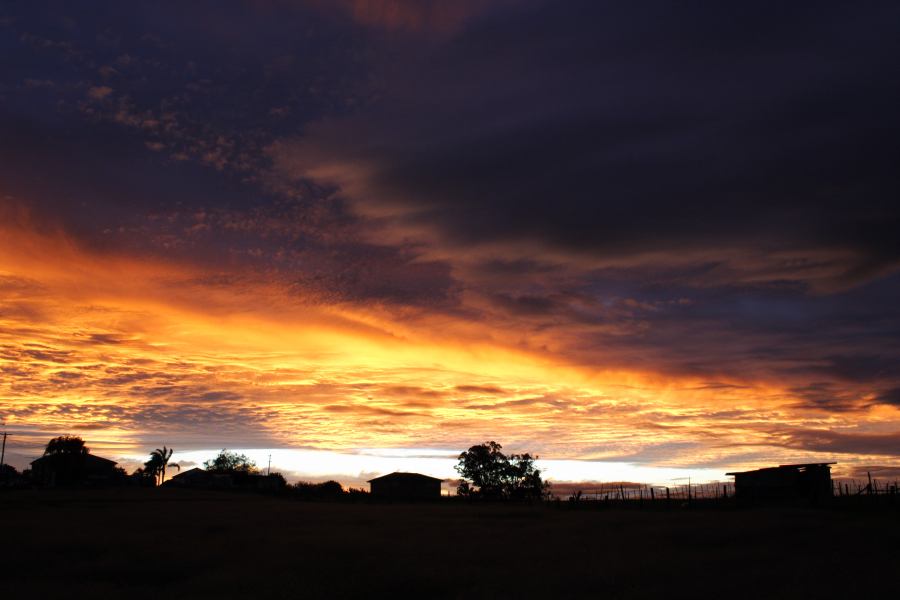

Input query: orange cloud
[1,204,898,479]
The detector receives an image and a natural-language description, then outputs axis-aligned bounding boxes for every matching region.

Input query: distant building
[166,468,285,491]
[726,463,835,502]
[30,453,119,487]
[167,467,221,488]
[368,472,442,501]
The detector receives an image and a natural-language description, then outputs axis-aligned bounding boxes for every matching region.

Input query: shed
[726,463,835,502]
[368,472,442,501]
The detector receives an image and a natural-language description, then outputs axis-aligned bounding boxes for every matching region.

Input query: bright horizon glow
[136,448,732,490]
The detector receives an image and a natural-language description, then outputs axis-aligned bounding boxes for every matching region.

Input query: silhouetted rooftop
[367,472,443,483]
[726,462,835,476]
[171,467,208,478]
[31,453,117,466]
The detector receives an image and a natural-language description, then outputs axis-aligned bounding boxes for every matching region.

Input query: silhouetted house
[368,472,442,501]
[727,463,835,502]
[168,467,214,487]
[166,468,285,491]
[30,453,118,487]
[167,468,232,489]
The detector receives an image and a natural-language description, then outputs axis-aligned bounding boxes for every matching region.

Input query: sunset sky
[2,1,899,487]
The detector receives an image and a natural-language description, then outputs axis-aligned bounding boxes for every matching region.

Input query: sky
[1,1,899,487]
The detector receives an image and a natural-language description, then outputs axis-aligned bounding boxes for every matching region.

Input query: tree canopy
[455,441,548,500]
[203,449,258,474]
[44,435,89,456]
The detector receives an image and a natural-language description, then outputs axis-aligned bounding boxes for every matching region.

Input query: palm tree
[143,454,162,485]
[147,446,179,486]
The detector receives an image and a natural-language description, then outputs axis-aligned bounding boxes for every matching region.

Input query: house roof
[726,462,835,476]
[367,472,443,483]
[31,453,118,466]
[171,467,209,478]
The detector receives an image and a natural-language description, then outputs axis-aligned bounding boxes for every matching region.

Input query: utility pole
[0,429,7,480]
[267,454,271,476]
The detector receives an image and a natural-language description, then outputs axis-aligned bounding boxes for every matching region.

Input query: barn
[727,462,835,502]
[368,472,442,501]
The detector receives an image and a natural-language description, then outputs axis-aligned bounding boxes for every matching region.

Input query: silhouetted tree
[146,446,179,486]
[39,435,90,485]
[203,449,258,474]
[0,463,19,482]
[131,466,156,487]
[503,451,548,500]
[456,441,548,500]
[44,435,88,456]
[455,441,508,499]
[111,466,129,485]
[292,479,347,501]
[267,472,287,488]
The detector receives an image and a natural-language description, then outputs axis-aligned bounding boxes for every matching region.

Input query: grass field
[3,489,898,598]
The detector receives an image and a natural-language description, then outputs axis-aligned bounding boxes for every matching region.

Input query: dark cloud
[489,293,562,317]
[306,0,516,33]
[782,429,900,457]
[465,395,571,411]
[809,355,900,383]
[377,386,447,399]
[846,465,900,480]
[323,403,423,418]
[788,383,863,413]
[455,385,505,395]
[276,1,900,287]
[875,388,900,407]
[260,1,900,408]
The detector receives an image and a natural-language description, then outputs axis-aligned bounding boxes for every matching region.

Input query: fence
[832,476,900,498]
[556,477,900,509]
[559,481,735,505]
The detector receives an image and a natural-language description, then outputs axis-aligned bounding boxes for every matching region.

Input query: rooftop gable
[367,471,443,483]
[31,453,118,466]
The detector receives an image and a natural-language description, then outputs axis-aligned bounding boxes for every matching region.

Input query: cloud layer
[1,1,899,480]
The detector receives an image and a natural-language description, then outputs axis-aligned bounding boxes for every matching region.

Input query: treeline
[2,437,553,503]
[0,439,372,501]
[290,479,368,501]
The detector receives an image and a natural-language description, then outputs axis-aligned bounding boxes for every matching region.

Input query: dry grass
[2,489,898,598]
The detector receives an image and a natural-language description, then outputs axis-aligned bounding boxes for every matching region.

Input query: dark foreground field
[3,490,898,599]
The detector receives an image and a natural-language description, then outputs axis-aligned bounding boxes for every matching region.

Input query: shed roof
[367,472,443,483]
[726,462,835,476]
